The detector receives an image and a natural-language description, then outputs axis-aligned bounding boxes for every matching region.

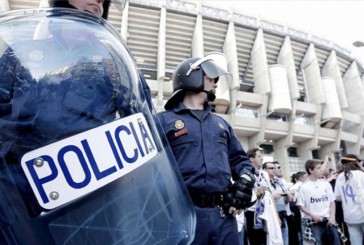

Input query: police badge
[174,119,188,137]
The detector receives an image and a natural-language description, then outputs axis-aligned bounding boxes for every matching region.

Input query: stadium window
[342,120,359,133]
[297,90,307,102]
[287,147,299,157]
[239,79,254,93]
[294,115,314,126]
[267,112,287,122]
[260,144,274,154]
[340,140,347,155]
[312,149,320,160]
[234,105,258,118]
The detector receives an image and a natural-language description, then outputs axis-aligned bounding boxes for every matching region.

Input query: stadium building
[2,0,364,179]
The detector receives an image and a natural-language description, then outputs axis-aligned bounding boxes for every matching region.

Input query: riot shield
[0,8,195,244]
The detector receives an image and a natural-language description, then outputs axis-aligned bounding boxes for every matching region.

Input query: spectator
[265,162,290,245]
[289,171,307,245]
[297,159,341,245]
[334,154,364,245]
[245,148,269,245]
[274,161,301,245]
[273,161,289,187]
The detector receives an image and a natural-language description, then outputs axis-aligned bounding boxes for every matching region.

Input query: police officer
[158,52,255,244]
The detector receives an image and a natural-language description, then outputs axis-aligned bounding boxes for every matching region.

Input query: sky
[201,0,364,61]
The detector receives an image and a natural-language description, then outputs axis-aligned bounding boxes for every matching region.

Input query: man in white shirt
[244,148,270,245]
[265,162,290,245]
[297,159,340,245]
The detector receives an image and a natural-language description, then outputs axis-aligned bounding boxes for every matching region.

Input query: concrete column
[320,144,338,170]
[156,3,166,112]
[223,19,239,113]
[120,1,129,41]
[301,43,324,104]
[249,94,268,148]
[268,65,292,113]
[191,6,203,58]
[297,140,314,164]
[322,51,348,109]
[277,36,300,100]
[251,29,270,95]
[342,62,364,115]
[277,36,298,148]
[274,139,290,180]
[0,0,10,11]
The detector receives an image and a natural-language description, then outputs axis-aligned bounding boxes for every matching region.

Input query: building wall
[4,0,364,180]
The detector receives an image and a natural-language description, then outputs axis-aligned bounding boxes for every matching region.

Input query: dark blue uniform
[158,102,254,244]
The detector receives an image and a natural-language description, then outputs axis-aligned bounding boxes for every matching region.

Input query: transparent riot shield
[0,8,195,244]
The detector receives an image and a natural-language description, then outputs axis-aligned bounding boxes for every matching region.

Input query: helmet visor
[199,52,232,85]
[200,52,232,102]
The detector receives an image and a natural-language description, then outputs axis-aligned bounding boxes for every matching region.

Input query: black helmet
[164,52,231,110]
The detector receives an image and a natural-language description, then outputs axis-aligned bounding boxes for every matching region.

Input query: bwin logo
[310,195,329,203]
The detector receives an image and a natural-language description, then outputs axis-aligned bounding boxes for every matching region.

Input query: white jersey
[259,191,283,245]
[247,169,271,211]
[296,179,335,219]
[334,170,364,224]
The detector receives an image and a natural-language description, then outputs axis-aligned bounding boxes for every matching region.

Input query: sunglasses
[266,167,276,170]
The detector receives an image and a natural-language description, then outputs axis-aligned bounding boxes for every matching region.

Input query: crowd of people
[236,150,364,245]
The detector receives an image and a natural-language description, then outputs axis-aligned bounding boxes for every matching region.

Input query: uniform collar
[173,101,214,113]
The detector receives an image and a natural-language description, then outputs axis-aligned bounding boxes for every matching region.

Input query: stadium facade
[2,0,364,180]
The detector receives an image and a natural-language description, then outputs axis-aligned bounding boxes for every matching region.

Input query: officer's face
[203,75,218,94]
[68,0,104,17]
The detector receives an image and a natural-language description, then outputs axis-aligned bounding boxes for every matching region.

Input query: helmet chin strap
[202,90,216,102]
